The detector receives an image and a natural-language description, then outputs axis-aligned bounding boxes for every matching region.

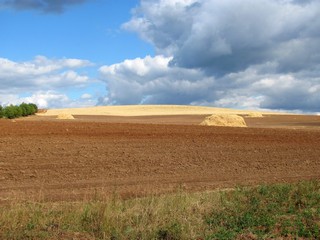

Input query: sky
[0,0,320,113]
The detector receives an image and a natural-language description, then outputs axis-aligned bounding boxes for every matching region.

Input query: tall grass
[0,180,319,239]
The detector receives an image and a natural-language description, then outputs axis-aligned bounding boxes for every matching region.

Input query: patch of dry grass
[0,190,219,239]
[1,181,319,239]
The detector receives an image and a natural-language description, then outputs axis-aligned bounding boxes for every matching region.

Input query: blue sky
[1,0,320,113]
[1,1,152,63]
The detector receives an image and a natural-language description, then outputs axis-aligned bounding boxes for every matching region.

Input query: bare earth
[1,106,320,203]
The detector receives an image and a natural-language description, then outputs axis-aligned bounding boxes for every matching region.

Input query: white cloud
[0,91,96,109]
[99,55,320,112]
[100,55,170,79]
[99,55,217,105]
[0,56,91,77]
[125,0,320,74]
[24,91,70,109]
[115,0,320,112]
[81,93,92,99]
[0,91,67,109]
[0,56,92,92]
[0,56,95,108]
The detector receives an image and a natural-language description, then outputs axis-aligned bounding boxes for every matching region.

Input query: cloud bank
[124,0,320,75]
[0,56,91,92]
[0,56,95,108]
[99,0,320,112]
[99,55,216,105]
[1,0,89,13]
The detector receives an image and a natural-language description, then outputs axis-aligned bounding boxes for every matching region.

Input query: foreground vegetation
[0,103,38,119]
[0,180,319,239]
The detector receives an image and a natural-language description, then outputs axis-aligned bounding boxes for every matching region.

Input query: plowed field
[1,114,320,203]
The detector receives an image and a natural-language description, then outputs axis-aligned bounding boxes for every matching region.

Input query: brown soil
[0,114,320,203]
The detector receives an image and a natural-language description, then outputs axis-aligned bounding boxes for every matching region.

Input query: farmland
[1,109,319,202]
[1,106,320,239]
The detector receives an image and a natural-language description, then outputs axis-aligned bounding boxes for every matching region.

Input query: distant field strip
[38,105,284,117]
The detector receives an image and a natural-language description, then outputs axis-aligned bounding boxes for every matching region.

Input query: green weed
[0,180,319,239]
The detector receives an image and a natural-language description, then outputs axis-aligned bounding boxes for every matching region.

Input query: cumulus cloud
[99,55,217,105]
[0,91,96,109]
[213,66,320,112]
[23,91,96,108]
[1,0,89,13]
[0,56,95,108]
[105,0,320,112]
[253,75,320,112]
[99,54,320,112]
[0,56,92,94]
[124,0,320,75]
[23,91,71,109]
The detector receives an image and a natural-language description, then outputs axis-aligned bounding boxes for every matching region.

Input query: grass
[0,180,319,239]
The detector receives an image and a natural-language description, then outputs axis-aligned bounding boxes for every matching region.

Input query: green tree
[0,105,3,118]
[3,105,16,119]
[19,103,29,116]
[2,103,38,119]
[28,103,38,114]
[13,105,23,118]
[19,102,37,116]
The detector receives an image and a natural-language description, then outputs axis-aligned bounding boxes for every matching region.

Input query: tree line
[0,103,38,119]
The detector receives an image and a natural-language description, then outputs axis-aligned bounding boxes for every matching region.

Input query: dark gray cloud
[292,0,314,6]
[124,0,320,75]
[1,0,89,13]
[107,0,320,112]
